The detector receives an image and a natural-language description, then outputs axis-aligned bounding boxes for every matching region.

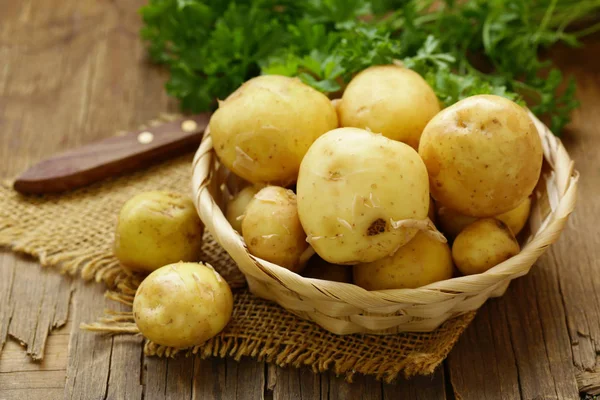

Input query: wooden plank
[144,354,195,400]
[63,280,113,400]
[328,372,381,400]
[0,370,65,389]
[0,253,17,351]
[383,368,447,400]
[0,327,70,373]
[448,301,520,400]
[269,365,323,400]
[0,388,64,400]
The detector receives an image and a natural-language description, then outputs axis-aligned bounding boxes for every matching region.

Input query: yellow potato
[353,232,453,290]
[242,186,309,272]
[428,196,436,224]
[302,257,352,283]
[209,75,338,186]
[438,197,532,238]
[225,185,261,233]
[297,127,430,264]
[114,191,204,274]
[133,262,233,348]
[338,65,440,149]
[419,95,542,217]
[452,218,520,275]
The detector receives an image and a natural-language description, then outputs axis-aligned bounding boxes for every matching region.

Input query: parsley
[140,0,600,134]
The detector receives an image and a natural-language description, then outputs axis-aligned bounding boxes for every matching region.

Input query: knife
[13,113,211,195]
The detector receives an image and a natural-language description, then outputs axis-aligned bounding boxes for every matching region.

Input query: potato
[133,262,233,348]
[114,191,204,274]
[303,257,352,283]
[225,185,261,233]
[338,65,440,149]
[418,95,542,217]
[242,186,309,272]
[438,196,532,238]
[353,232,453,290]
[428,196,436,224]
[209,75,338,186]
[452,218,520,276]
[297,127,430,264]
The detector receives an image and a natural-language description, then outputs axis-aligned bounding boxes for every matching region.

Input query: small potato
[114,191,204,274]
[419,95,542,217]
[226,185,261,233]
[353,232,453,290]
[133,262,233,348]
[242,186,309,272]
[297,127,430,264]
[209,75,338,186]
[438,197,532,238]
[303,257,352,283]
[339,65,440,149]
[452,218,520,276]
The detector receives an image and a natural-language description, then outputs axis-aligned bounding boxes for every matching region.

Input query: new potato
[242,186,309,272]
[226,185,261,233]
[438,196,532,238]
[339,65,440,149]
[133,262,233,348]
[452,218,520,275]
[297,127,430,264]
[353,231,453,290]
[114,191,204,274]
[209,75,338,186]
[419,95,542,217]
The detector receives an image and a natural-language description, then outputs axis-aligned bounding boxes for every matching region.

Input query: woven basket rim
[191,112,578,308]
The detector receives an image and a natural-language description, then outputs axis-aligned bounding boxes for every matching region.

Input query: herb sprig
[140,0,600,134]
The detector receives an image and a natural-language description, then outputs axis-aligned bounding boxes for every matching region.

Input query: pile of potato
[216,65,542,289]
[112,64,542,348]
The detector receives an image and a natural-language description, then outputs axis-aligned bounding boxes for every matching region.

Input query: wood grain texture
[0,0,599,398]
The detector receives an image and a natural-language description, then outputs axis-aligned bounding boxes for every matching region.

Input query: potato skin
[418,95,542,217]
[226,185,261,233]
[209,75,338,186]
[133,262,233,348]
[438,196,532,238]
[353,232,453,290]
[297,127,430,264]
[114,191,204,274]
[339,65,440,149]
[302,257,353,283]
[242,186,309,272]
[452,218,520,275]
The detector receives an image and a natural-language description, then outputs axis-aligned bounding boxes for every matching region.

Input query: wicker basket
[191,112,578,335]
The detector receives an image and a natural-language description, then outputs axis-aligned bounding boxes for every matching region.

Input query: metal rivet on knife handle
[137,131,154,144]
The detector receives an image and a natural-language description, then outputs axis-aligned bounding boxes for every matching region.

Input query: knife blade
[13,113,211,195]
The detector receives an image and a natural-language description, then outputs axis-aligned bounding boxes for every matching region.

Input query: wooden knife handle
[13,113,211,195]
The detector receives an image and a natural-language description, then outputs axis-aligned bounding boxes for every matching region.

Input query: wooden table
[0,1,598,399]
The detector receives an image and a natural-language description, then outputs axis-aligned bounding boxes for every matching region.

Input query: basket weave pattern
[191,113,578,335]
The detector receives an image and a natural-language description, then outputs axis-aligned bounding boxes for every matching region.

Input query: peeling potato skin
[242,186,308,272]
[339,65,440,149]
[209,75,338,185]
[418,95,543,217]
[296,127,430,264]
[133,262,233,348]
[114,191,204,274]
[452,218,520,276]
[353,232,453,290]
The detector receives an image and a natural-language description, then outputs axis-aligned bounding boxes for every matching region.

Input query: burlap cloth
[0,152,474,382]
